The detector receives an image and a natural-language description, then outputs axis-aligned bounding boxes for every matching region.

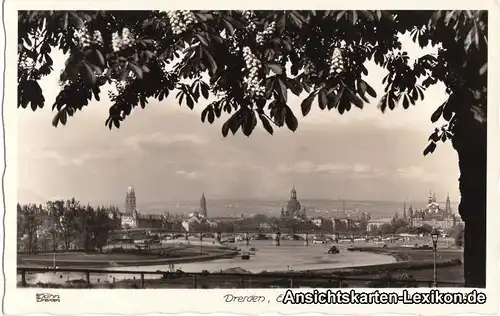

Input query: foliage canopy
[18,10,487,154]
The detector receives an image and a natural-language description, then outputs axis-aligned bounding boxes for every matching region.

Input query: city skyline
[18,34,460,206]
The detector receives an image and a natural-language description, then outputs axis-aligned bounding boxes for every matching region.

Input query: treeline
[369,218,464,246]
[17,198,122,254]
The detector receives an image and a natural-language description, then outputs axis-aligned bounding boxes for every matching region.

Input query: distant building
[182,193,218,231]
[121,186,138,229]
[410,190,454,222]
[311,217,324,227]
[125,186,136,213]
[120,186,165,229]
[199,192,208,217]
[366,218,392,232]
[281,186,307,220]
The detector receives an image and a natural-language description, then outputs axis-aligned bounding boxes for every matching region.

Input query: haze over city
[17,34,460,207]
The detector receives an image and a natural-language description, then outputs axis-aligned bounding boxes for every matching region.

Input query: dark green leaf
[119,67,128,81]
[267,64,283,75]
[364,81,377,98]
[68,12,84,29]
[402,94,409,109]
[242,110,257,136]
[302,82,311,94]
[83,63,96,85]
[428,131,440,142]
[203,49,217,74]
[430,103,444,122]
[284,107,298,132]
[201,106,210,122]
[416,85,425,100]
[259,114,274,135]
[442,99,453,121]
[222,110,241,137]
[423,141,437,156]
[195,34,209,46]
[276,13,286,34]
[288,11,303,28]
[347,87,364,109]
[327,86,344,110]
[286,78,303,96]
[207,109,215,123]
[223,19,235,36]
[200,83,209,99]
[95,49,105,67]
[128,62,143,79]
[277,78,287,102]
[388,93,396,110]
[301,92,316,116]
[222,120,230,137]
[318,89,327,110]
[186,95,194,109]
[441,132,447,142]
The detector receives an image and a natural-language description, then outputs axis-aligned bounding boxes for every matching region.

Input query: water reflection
[19,240,395,285]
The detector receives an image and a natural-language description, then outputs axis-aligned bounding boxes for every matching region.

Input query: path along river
[20,240,396,285]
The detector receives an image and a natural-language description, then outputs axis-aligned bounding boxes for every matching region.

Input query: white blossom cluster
[111,28,135,52]
[256,21,276,45]
[242,46,265,98]
[241,10,254,21]
[167,10,197,35]
[215,91,227,99]
[74,28,103,48]
[19,58,35,71]
[303,59,315,74]
[329,47,345,75]
[241,10,256,32]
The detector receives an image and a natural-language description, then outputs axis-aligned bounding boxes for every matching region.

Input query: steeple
[125,186,136,213]
[403,203,407,222]
[291,185,297,199]
[445,192,451,214]
[199,192,207,217]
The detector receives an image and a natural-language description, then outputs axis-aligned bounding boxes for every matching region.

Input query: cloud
[123,133,208,152]
[175,170,200,180]
[395,166,435,182]
[30,148,127,166]
[274,161,374,176]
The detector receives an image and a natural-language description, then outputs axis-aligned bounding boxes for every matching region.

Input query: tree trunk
[453,111,486,288]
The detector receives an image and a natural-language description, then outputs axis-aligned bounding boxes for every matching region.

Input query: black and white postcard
[2,1,499,315]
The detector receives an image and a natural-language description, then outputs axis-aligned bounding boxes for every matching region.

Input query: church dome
[127,186,135,193]
[286,198,301,215]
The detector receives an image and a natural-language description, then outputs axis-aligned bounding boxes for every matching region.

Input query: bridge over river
[111,228,367,245]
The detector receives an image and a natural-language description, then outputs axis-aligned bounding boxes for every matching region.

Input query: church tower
[403,203,407,223]
[408,205,414,227]
[125,186,136,214]
[285,185,301,219]
[199,192,208,217]
[445,193,452,215]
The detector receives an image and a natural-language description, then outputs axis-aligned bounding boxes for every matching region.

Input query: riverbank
[18,245,240,268]
[18,244,464,288]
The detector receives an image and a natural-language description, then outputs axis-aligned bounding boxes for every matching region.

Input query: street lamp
[431,228,440,287]
[200,234,203,254]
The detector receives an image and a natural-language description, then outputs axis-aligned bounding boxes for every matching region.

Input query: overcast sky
[17,31,460,206]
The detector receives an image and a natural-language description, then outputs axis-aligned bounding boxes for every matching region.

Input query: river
[19,240,396,285]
